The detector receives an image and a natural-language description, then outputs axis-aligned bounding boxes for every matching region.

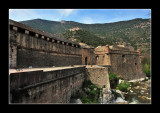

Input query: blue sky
[9,9,151,24]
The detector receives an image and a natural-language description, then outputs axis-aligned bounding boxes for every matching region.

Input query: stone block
[52,39,55,42]
[47,38,50,41]
[41,36,44,39]
[35,34,39,38]
[13,26,18,31]
[25,30,29,34]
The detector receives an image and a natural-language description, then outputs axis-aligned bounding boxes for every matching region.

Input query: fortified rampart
[9,20,146,104]
[81,47,96,65]
[10,66,86,103]
[94,45,145,80]
[86,65,110,90]
[9,19,82,68]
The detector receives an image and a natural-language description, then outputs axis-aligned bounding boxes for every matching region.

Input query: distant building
[61,20,65,24]
[69,27,82,31]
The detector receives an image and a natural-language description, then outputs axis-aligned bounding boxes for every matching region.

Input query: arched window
[122,54,126,63]
[96,56,99,60]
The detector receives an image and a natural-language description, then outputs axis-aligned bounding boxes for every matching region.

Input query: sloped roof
[9,19,80,46]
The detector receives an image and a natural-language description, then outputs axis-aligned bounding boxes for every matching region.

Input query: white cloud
[9,9,40,21]
[81,16,94,24]
[57,9,75,17]
[9,9,79,22]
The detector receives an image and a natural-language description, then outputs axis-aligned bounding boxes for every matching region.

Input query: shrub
[90,84,98,89]
[81,80,100,103]
[80,97,90,103]
[116,80,130,92]
[82,80,92,88]
[109,73,120,89]
[109,73,120,80]
[90,89,97,96]
[141,55,151,77]
[143,64,151,77]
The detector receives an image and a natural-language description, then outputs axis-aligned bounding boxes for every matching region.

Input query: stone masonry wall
[94,46,110,65]
[9,29,82,68]
[109,52,145,80]
[10,66,86,103]
[82,48,96,65]
[17,48,82,68]
[94,45,146,80]
[9,43,17,68]
[86,65,110,90]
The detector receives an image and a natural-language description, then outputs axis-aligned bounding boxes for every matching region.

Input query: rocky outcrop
[102,88,115,104]
[115,97,128,104]
[70,99,82,104]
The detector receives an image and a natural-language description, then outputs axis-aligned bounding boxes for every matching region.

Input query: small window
[11,48,13,52]
[135,63,138,69]
[122,55,126,63]
[96,56,99,60]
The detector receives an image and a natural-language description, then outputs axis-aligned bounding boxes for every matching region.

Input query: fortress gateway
[9,19,145,103]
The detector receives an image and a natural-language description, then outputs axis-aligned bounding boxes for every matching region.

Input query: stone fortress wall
[9,19,82,68]
[10,66,86,103]
[9,19,146,103]
[94,45,145,80]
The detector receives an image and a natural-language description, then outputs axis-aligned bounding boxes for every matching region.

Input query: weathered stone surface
[9,27,82,69]
[10,66,86,103]
[86,66,110,89]
[115,89,125,100]
[95,45,146,80]
[70,99,82,104]
[81,48,96,65]
[115,97,128,104]
[102,88,115,104]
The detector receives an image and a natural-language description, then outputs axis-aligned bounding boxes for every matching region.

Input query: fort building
[94,45,145,80]
[9,19,146,103]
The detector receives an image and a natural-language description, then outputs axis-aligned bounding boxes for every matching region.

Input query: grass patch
[116,80,131,92]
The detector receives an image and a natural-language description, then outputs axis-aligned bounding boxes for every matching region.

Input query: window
[122,55,126,63]
[135,63,138,70]
[96,56,99,60]
[11,48,13,52]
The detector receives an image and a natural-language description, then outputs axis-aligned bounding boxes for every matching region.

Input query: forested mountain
[20,18,151,54]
